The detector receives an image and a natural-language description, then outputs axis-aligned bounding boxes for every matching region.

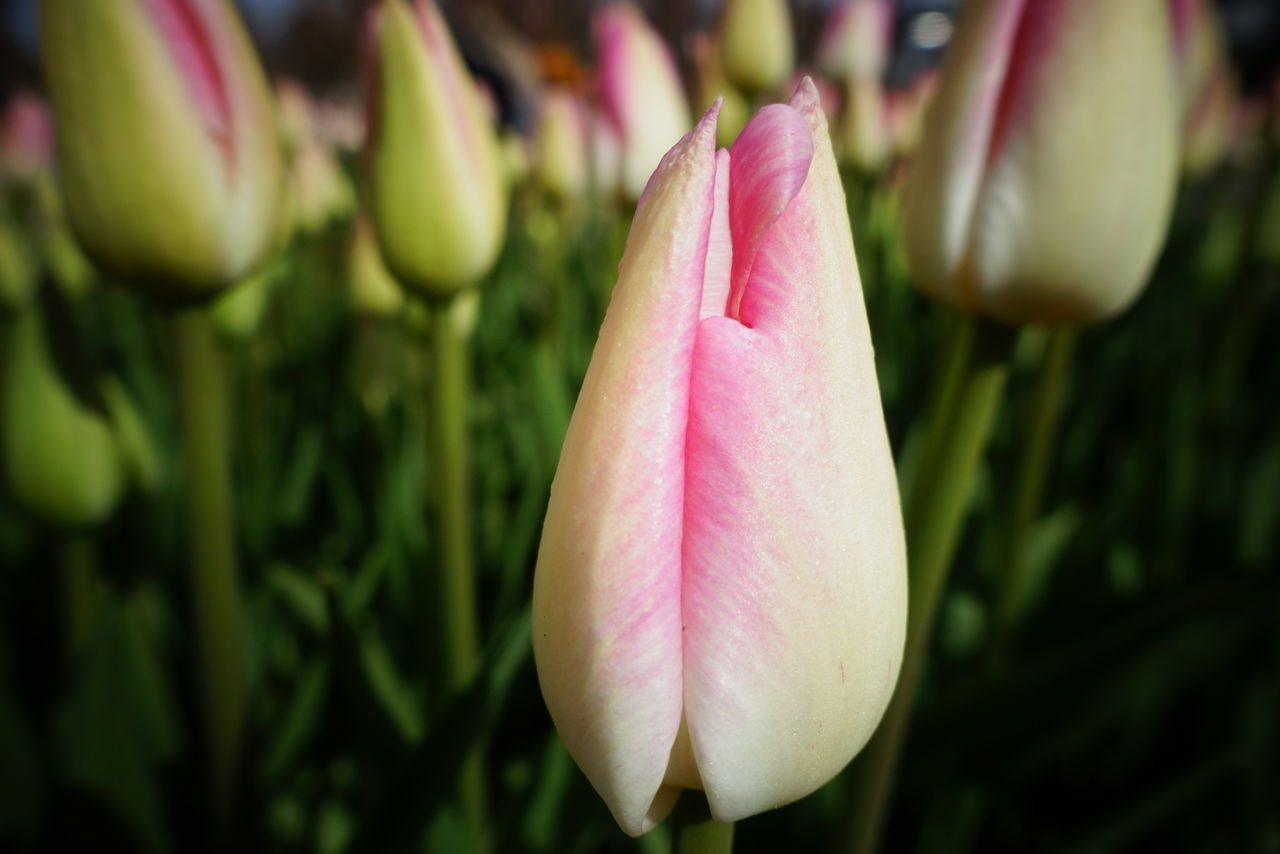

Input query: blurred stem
[425,296,488,850]
[671,793,734,854]
[60,536,99,667]
[845,315,1016,854]
[170,308,244,824]
[994,327,1076,646]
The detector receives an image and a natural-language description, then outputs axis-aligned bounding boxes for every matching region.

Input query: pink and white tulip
[533,79,907,835]
[902,0,1180,325]
[594,3,693,201]
[817,0,895,83]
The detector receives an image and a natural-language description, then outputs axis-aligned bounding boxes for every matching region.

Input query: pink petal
[532,103,722,836]
[681,79,906,822]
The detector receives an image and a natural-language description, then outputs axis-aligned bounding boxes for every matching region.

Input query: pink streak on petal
[594,5,632,140]
[415,0,483,175]
[985,0,1068,173]
[700,148,733,319]
[144,0,234,168]
[726,104,813,323]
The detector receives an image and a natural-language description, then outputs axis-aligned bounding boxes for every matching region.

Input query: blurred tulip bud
[1,91,55,183]
[348,216,405,318]
[692,33,749,148]
[902,0,1180,325]
[40,0,288,303]
[534,89,590,200]
[3,308,124,528]
[588,108,624,199]
[720,0,795,96]
[817,0,895,82]
[275,79,316,153]
[212,263,276,339]
[888,71,938,157]
[594,3,693,201]
[364,0,508,299]
[1170,0,1239,177]
[839,77,892,173]
[533,80,906,835]
[290,141,355,235]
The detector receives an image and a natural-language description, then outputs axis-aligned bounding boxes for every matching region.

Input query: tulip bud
[533,80,906,835]
[692,33,750,148]
[594,3,693,202]
[533,88,590,201]
[365,0,508,298]
[40,0,288,303]
[902,0,1180,325]
[1,91,55,183]
[291,140,356,235]
[348,216,405,317]
[839,76,892,173]
[1170,0,1239,178]
[720,0,795,96]
[3,308,124,528]
[817,0,895,82]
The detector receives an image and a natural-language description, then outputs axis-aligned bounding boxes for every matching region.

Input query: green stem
[994,327,1076,642]
[426,297,488,850]
[170,308,244,823]
[671,793,734,854]
[845,314,1016,854]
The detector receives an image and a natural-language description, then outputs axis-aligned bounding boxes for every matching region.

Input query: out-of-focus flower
[0,91,55,182]
[588,108,624,198]
[290,140,355,235]
[101,376,162,494]
[212,264,275,339]
[1170,0,1239,177]
[817,0,895,82]
[40,0,288,303]
[887,71,938,157]
[348,216,405,318]
[365,0,508,298]
[0,216,37,308]
[3,308,124,528]
[902,0,1180,325]
[692,32,749,148]
[594,3,693,201]
[839,76,892,172]
[275,79,316,152]
[719,0,795,96]
[534,88,590,200]
[533,80,906,836]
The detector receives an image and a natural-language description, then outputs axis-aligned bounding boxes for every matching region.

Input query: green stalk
[845,315,1016,854]
[425,296,488,850]
[671,793,734,854]
[170,308,244,823]
[60,536,99,666]
[994,327,1076,643]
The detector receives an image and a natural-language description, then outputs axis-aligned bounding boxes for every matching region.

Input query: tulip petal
[533,104,722,837]
[965,0,1179,323]
[681,79,907,822]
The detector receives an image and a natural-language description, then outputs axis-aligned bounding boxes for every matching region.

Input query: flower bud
[594,3,693,202]
[534,80,906,835]
[40,0,288,303]
[720,0,795,96]
[533,88,590,201]
[902,0,1180,325]
[364,0,508,298]
[348,216,405,318]
[817,0,895,82]
[3,308,124,528]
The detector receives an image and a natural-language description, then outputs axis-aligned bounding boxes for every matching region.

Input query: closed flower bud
[364,0,508,298]
[534,80,906,835]
[40,0,288,303]
[902,0,1180,325]
[533,88,590,201]
[594,3,693,202]
[720,0,795,96]
[3,309,124,528]
[817,0,895,82]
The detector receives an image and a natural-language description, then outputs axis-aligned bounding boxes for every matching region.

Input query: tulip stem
[170,308,245,825]
[845,314,1016,854]
[671,793,734,854]
[994,326,1076,648]
[425,296,488,849]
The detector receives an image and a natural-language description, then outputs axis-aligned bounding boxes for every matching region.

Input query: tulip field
[1,0,1278,852]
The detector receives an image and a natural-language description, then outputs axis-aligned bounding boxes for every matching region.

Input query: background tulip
[533,88,590,201]
[594,3,693,202]
[40,0,288,303]
[719,0,795,96]
[365,0,508,299]
[901,0,1180,325]
[533,80,907,835]
[816,0,894,83]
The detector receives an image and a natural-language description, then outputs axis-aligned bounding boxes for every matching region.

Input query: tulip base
[170,307,245,824]
[845,313,1016,854]
[671,793,734,854]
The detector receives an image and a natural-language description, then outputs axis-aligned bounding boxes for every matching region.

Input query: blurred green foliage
[0,140,1278,854]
